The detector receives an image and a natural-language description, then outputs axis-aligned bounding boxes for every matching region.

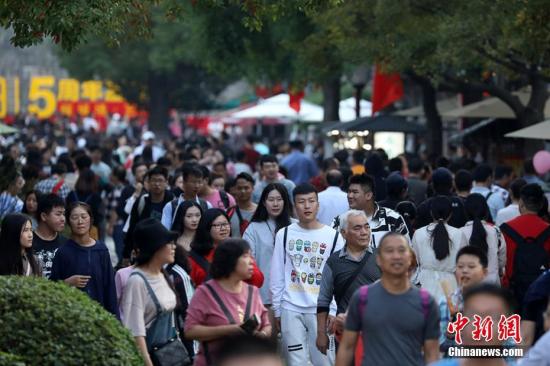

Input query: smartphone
[240,314,259,334]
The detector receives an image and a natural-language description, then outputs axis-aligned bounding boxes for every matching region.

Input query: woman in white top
[243,183,294,305]
[412,196,468,300]
[461,193,506,285]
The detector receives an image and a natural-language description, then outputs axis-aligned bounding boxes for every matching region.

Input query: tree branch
[441,74,526,115]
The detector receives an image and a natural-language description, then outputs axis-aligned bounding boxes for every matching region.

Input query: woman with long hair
[243,183,294,305]
[185,239,271,366]
[189,208,264,287]
[461,193,506,284]
[22,190,40,229]
[412,196,468,300]
[0,213,40,276]
[50,202,118,316]
[122,218,191,366]
[171,201,202,252]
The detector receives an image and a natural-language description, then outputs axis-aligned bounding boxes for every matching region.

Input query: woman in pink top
[185,238,271,366]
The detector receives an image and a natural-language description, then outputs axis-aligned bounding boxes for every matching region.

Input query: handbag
[130,272,192,366]
[150,336,191,366]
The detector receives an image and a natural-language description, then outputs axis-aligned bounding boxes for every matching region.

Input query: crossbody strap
[244,284,253,320]
[334,250,371,303]
[204,283,236,324]
[130,271,162,315]
[330,231,339,255]
[283,226,288,264]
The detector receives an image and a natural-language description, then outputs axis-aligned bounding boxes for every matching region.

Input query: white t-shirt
[270,223,345,317]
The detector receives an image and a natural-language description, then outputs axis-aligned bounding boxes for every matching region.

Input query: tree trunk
[147,72,170,136]
[519,75,548,127]
[322,76,341,122]
[419,79,443,156]
[518,75,548,155]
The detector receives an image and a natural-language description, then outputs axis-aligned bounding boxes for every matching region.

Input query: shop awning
[0,123,19,134]
[323,115,425,134]
[505,120,550,140]
[395,98,459,121]
[441,91,550,119]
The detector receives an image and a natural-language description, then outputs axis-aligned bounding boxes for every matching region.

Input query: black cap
[133,218,178,255]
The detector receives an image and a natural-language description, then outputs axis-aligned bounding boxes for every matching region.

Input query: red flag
[371,65,404,115]
[289,90,305,113]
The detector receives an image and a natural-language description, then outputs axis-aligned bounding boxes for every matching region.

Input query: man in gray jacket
[316,209,381,354]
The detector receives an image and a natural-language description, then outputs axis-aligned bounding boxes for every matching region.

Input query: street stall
[321,115,425,158]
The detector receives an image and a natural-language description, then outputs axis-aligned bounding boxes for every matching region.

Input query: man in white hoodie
[271,183,345,366]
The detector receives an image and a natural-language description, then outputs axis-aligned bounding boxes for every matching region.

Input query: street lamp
[351,65,369,118]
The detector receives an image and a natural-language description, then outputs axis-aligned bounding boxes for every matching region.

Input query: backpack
[282,225,339,264]
[499,223,550,291]
[170,197,209,227]
[52,179,65,195]
[357,285,430,327]
[219,190,230,210]
[227,206,250,236]
[189,249,211,282]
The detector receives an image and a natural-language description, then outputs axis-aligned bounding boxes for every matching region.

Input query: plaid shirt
[0,192,24,219]
[35,176,70,200]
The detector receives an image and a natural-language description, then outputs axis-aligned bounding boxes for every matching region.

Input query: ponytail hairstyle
[464,193,489,255]
[429,196,452,260]
[395,201,416,239]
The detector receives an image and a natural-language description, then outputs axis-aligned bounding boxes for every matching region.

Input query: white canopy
[441,91,550,119]
[395,98,459,121]
[505,120,550,140]
[336,97,372,122]
[229,94,372,123]
[230,93,324,122]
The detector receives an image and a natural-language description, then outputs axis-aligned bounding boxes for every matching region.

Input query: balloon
[533,150,550,175]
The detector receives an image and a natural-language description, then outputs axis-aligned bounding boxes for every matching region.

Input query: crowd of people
[1,116,550,366]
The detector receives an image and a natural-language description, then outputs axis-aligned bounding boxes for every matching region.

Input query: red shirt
[189,248,264,288]
[502,213,550,287]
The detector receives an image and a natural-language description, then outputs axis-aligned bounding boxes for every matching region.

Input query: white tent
[336,97,372,122]
[441,91,550,119]
[395,98,459,121]
[230,94,372,123]
[230,94,324,122]
[303,97,372,122]
[505,120,550,140]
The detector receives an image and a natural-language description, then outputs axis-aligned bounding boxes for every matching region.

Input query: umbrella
[231,94,324,122]
[338,115,426,133]
[441,91,550,119]
[505,120,550,140]
[0,123,19,134]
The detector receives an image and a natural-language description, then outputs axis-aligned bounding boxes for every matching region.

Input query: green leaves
[0,276,142,365]
[0,0,154,50]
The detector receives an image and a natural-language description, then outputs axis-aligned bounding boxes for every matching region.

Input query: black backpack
[500,223,550,295]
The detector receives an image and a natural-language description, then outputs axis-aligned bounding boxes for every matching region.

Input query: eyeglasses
[212,222,230,229]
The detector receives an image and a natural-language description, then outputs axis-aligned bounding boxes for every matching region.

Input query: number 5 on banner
[28,76,56,119]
